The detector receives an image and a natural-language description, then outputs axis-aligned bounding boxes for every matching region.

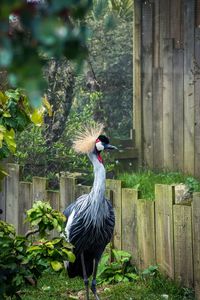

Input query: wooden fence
[1,163,200,298]
[134,0,200,177]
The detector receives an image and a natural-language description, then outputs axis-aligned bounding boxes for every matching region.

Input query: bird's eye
[96,141,104,151]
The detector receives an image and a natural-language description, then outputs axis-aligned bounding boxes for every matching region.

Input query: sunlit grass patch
[118,171,200,200]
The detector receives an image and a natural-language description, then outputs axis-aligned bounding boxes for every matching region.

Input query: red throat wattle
[97,152,103,163]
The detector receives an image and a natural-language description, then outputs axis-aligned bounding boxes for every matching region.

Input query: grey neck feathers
[88,152,106,203]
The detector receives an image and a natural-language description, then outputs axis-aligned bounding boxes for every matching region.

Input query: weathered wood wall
[1,164,200,297]
[134,0,200,177]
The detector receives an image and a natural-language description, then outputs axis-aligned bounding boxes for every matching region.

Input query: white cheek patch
[96,141,104,151]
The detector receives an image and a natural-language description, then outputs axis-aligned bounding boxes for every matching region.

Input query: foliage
[15,91,115,186]
[79,3,133,138]
[0,88,51,181]
[97,249,138,284]
[25,200,66,236]
[0,201,74,300]
[0,0,93,106]
[118,171,200,200]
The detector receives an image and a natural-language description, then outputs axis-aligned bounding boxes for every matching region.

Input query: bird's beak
[104,144,118,150]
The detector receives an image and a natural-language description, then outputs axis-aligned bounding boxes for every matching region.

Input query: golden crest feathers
[73,123,104,154]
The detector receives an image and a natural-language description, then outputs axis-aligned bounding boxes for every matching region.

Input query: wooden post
[106,179,122,250]
[137,199,156,269]
[155,184,175,278]
[19,182,33,235]
[5,163,19,232]
[75,185,91,199]
[173,204,193,287]
[121,188,138,264]
[60,175,76,213]
[192,193,200,299]
[32,177,47,202]
[46,190,60,238]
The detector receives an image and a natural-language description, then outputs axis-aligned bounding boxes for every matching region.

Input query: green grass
[20,271,194,300]
[117,171,200,200]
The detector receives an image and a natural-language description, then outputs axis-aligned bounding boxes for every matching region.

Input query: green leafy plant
[0,88,51,181]
[97,249,139,284]
[0,201,74,300]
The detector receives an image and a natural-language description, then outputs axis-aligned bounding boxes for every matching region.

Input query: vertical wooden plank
[75,185,91,199]
[142,1,153,168]
[106,179,122,250]
[170,0,183,48]
[155,184,175,278]
[163,39,174,170]
[46,190,60,210]
[32,177,47,202]
[173,205,193,287]
[121,188,138,264]
[173,48,184,171]
[159,0,171,66]
[19,182,33,235]
[196,0,200,27]
[153,67,163,170]
[60,176,76,213]
[137,200,156,269]
[194,28,200,177]
[153,0,160,67]
[192,193,200,299]
[46,190,60,238]
[0,177,6,221]
[183,0,195,174]
[133,0,142,165]
[5,164,19,232]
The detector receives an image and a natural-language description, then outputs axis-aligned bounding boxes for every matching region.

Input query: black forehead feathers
[98,135,109,144]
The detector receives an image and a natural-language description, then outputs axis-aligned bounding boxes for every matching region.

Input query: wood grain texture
[194,28,200,177]
[183,0,195,174]
[142,1,153,168]
[137,199,156,269]
[192,193,200,299]
[134,0,142,165]
[5,164,19,232]
[60,176,76,213]
[32,177,47,202]
[19,182,32,235]
[173,48,184,171]
[163,39,174,170]
[173,204,193,287]
[106,179,122,249]
[153,67,163,169]
[155,184,175,278]
[122,188,138,264]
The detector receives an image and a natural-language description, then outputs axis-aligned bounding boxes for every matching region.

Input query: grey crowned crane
[63,124,116,300]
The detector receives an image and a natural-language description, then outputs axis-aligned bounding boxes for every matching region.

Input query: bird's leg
[91,259,100,300]
[81,252,90,300]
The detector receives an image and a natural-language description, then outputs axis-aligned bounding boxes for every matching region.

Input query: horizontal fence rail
[0,163,200,298]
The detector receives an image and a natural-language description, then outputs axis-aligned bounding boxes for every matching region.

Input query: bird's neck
[88,152,106,202]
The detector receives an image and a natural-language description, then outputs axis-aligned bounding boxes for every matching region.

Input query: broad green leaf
[62,249,76,263]
[51,260,63,271]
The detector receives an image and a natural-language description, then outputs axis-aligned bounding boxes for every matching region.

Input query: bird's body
[64,152,115,278]
[63,125,116,300]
